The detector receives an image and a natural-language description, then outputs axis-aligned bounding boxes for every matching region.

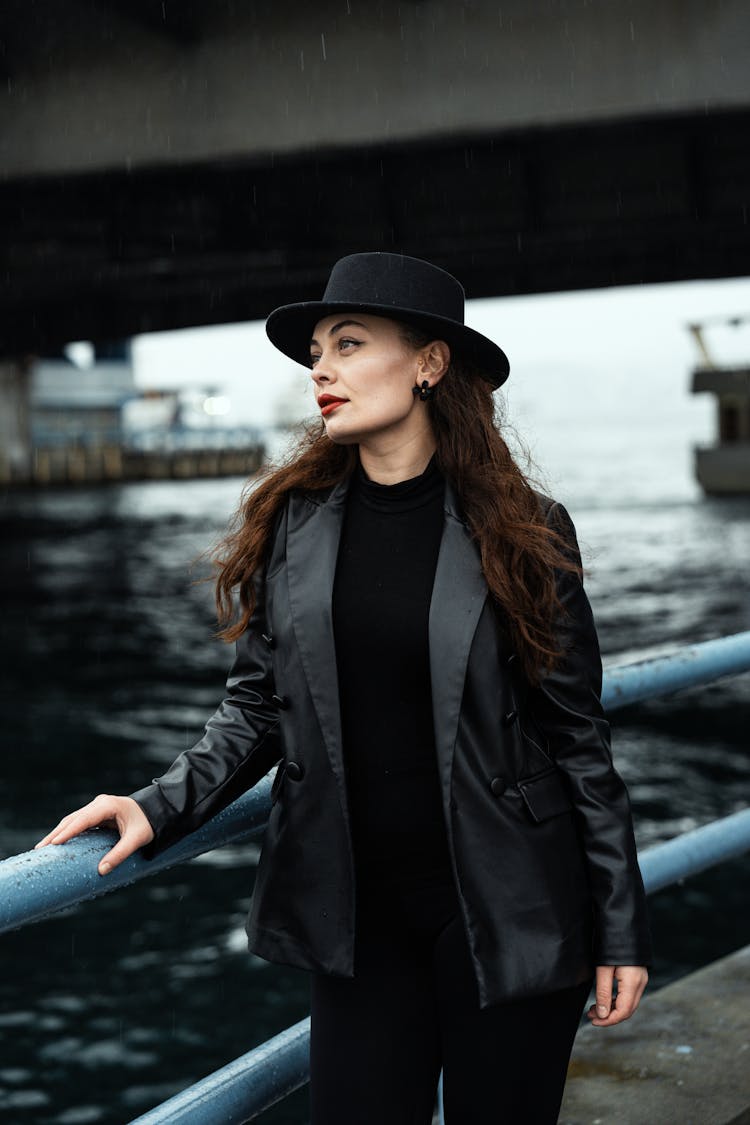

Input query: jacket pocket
[517,768,573,823]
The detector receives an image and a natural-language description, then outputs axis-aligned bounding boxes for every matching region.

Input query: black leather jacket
[132,479,652,1009]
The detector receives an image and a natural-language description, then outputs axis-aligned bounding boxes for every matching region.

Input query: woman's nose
[311,362,333,386]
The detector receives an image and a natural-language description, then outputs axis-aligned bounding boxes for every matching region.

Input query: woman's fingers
[587,965,649,1027]
[34,795,155,876]
[588,964,614,1022]
[35,799,113,848]
[34,820,71,849]
[98,832,147,875]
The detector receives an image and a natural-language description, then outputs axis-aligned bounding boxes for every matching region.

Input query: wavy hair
[213,326,582,684]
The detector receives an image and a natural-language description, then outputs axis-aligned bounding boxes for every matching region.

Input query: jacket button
[490,776,507,797]
[502,709,518,727]
[271,694,289,710]
[286,761,304,782]
[262,633,276,649]
[506,652,518,667]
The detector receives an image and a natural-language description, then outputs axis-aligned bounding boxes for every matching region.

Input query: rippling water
[2,366,750,1123]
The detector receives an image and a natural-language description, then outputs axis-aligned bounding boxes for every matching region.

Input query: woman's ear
[418,340,450,386]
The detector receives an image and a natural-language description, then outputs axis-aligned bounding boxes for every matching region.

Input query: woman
[37,253,651,1124]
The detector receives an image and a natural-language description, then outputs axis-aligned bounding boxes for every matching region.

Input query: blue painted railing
[601,630,750,710]
[2,630,750,1123]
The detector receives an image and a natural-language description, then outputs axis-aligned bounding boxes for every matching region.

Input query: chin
[322,421,359,446]
[325,411,409,446]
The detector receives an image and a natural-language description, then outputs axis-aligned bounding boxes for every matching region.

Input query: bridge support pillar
[0,359,32,484]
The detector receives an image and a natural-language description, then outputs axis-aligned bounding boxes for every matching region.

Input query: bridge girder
[1,108,749,353]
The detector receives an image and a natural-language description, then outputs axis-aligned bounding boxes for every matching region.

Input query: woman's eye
[310,339,360,365]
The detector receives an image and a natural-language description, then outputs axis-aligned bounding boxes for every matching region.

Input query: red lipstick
[318,394,348,417]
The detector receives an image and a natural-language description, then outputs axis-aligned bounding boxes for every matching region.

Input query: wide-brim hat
[265,252,510,388]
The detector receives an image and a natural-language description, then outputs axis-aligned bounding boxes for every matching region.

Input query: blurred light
[64,341,95,368]
[203,395,231,416]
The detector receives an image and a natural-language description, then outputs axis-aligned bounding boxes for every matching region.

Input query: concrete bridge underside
[2,109,749,354]
[1,0,749,353]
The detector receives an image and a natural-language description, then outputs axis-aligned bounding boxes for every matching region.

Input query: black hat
[265,252,510,388]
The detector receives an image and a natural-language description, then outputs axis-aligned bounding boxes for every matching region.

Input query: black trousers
[309,871,590,1125]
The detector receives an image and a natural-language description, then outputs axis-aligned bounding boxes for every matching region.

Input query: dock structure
[561,943,750,1125]
[11,442,265,487]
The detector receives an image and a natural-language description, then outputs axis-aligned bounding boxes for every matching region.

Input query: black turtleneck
[332,456,451,883]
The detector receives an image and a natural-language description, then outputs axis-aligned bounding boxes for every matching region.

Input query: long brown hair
[213,327,582,684]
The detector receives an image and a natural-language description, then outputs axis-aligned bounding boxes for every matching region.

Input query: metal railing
[601,630,750,710]
[2,630,750,1124]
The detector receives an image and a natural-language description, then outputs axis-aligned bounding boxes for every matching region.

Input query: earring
[412,380,435,401]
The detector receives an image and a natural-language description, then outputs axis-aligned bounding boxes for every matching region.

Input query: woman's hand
[586,964,648,1027]
[35,795,155,876]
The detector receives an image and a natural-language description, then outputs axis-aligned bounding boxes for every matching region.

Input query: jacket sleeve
[526,501,653,967]
[129,569,282,857]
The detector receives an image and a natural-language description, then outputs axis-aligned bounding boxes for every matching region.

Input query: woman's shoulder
[530,488,570,525]
[530,491,581,560]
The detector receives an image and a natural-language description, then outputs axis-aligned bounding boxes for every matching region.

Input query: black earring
[412,380,435,401]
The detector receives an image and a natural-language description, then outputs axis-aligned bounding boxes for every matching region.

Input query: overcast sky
[131,275,750,430]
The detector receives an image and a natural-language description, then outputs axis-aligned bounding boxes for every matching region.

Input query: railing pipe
[128,1018,310,1125]
[638,806,750,895]
[602,630,750,711]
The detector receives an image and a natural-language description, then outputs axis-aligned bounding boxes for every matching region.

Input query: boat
[689,314,750,495]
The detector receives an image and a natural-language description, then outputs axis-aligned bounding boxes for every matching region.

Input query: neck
[358,428,437,485]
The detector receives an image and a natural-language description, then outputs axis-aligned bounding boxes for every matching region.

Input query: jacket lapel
[285,478,350,813]
[429,482,489,792]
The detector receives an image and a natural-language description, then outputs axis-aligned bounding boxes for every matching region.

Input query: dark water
[1,452,750,1123]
